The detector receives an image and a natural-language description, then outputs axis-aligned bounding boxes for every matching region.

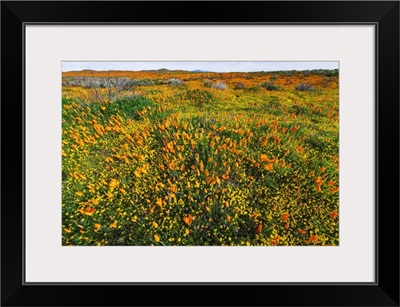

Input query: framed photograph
[1,1,399,306]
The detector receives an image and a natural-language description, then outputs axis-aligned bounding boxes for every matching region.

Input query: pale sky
[62,61,339,73]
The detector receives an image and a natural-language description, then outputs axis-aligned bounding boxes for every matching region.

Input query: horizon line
[62,67,339,73]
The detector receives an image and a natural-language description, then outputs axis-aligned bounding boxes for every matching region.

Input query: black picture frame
[1,1,399,306]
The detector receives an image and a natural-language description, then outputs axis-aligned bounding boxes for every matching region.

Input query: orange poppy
[331,187,339,193]
[169,185,178,193]
[183,214,194,226]
[282,213,290,222]
[298,229,306,235]
[264,163,274,171]
[221,174,229,180]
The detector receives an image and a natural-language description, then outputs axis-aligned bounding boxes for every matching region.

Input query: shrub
[261,81,279,91]
[130,79,154,86]
[212,82,227,90]
[325,69,339,77]
[203,80,213,88]
[168,78,183,87]
[154,79,167,85]
[234,82,246,90]
[321,77,335,88]
[295,83,314,91]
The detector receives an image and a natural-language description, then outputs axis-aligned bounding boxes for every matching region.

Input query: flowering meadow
[62,68,339,246]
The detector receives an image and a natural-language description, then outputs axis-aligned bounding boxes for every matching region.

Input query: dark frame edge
[1,2,24,306]
[377,1,400,304]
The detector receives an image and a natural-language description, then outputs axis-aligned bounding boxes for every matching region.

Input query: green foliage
[246,86,260,93]
[234,82,246,90]
[261,81,280,91]
[203,80,213,88]
[179,89,216,105]
[102,96,156,121]
[295,83,315,91]
[61,70,339,247]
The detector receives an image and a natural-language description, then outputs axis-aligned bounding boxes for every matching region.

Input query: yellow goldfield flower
[70,172,79,180]
[79,174,86,180]
[152,221,159,228]
[154,234,160,242]
[106,192,114,200]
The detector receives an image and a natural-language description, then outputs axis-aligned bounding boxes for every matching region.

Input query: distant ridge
[62,68,338,75]
[63,68,213,73]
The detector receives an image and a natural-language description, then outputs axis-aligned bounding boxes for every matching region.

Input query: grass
[62,69,339,246]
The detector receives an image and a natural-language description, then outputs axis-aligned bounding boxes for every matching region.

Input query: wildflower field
[62,67,339,246]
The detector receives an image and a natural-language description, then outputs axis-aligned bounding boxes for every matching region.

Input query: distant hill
[62,68,338,78]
